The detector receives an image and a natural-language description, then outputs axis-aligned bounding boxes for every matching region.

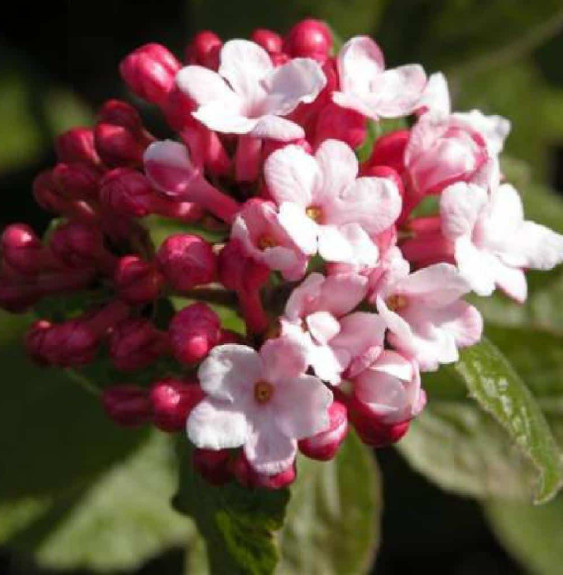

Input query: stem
[235,136,262,183]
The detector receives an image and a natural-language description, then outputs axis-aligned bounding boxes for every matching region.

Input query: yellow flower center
[386,294,408,311]
[257,234,277,250]
[306,206,323,223]
[254,380,275,404]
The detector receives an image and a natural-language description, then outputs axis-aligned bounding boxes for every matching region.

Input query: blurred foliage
[2,1,563,574]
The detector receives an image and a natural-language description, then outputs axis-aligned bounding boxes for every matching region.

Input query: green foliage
[174,439,289,575]
[0,311,193,571]
[398,338,563,503]
[278,432,381,575]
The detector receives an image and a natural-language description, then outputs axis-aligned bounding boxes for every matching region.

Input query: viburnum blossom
[3,19,563,489]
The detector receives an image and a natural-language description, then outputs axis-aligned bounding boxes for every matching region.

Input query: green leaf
[0,311,194,571]
[278,432,381,575]
[485,494,563,575]
[456,339,562,503]
[174,438,290,575]
[398,338,563,503]
[4,433,194,573]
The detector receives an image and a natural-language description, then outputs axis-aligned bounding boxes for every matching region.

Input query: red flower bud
[1,224,46,276]
[25,319,52,364]
[114,255,163,304]
[347,395,410,447]
[49,221,107,269]
[94,123,146,168]
[150,378,204,432]
[52,162,100,201]
[99,168,155,217]
[156,234,216,292]
[233,454,296,490]
[185,31,222,70]
[192,448,232,485]
[251,29,283,55]
[109,318,167,371]
[169,302,221,364]
[55,128,100,166]
[98,100,145,134]
[120,43,181,106]
[0,279,40,312]
[368,129,410,174]
[298,400,348,461]
[283,19,332,62]
[102,385,152,427]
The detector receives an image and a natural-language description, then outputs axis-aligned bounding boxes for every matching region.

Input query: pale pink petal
[316,273,368,317]
[265,145,319,206]
[175,65,240,106]
[494,262,528,303]
[250,115,305,141]
[440,182,488,240]
[284,273,325,320]
[198,344,262,401]
[377,296,415,349]
[193,101,257,134]
[272,374,333,439]
[244,423,297,475]
[278,202,318,255]
[337,36,384,97]
[482,184,524,243]
[261,58,327,115]
[144,140,198,197]
[262,245,307,281]
[453,110,510,155]
[307,344,344,385]
[437,301,483,348]
[399,263,470,307]
[455,236,497,296]
[332,91,375,118]
[326,176,402,234]
[314,139,359,202]
[219,39,272,99]
[330,311,386,375]
[506,221,563,271]
[306,311,341,345]
[417,72,451,117]
[372,64,427,118]
[260,335,308,383]
[318,224,378,266]
[187,398,250,450]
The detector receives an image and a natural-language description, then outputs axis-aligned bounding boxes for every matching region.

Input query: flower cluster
[3,20,563,489]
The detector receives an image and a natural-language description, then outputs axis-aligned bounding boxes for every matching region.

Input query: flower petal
[318,224,378,266]
[278,202,318,255]
[244,423,297,475]
[261,57,327,115]
[306,311,341,345]
[187,398,250,450]
[440,182,488,241]
[314,139,359,203]
[198,344,262,401]
[250,115,305,141]
[260,335,308,383]
[193,101,256,134]
[265,145,319,206]
[176,65,239,106]
[372,65,427,118]
[337,36,384,97]
[219,39,272,99]
[316,273,368,317]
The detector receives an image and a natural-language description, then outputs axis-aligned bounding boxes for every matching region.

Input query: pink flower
[373,256,483,371]
[404,114,490,197]
[176,39,326,141]
[352,351,426,425]
[265,139,402,266]
[282,272,385,384]
[440,181,563,302]
[187,336,333,475]
[231,199,309,280]
[333,36,427,120]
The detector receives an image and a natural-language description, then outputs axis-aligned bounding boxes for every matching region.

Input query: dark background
[1,1,563,573]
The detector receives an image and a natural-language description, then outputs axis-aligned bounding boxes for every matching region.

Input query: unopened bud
[94,123,146,168]
[233,454,296,489]
[185,31,222,70]
[298,400,348,461]
[192,448,232,485]
[102,385,152,427]
[100,168,155,217]
[169,303,221,364]
[283,19,332,62]
[251,29,283,55]
[114,255,163,304]
[55,128,100,166]
[368,129,410,174]
[150,378,204,432]
[2,224,45,276]
[52,162,100,201]
[120,43,181,106]
[49,221,107,269]
[156,233,216,292]
[98,100,145,134]
[109,318,167,371]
